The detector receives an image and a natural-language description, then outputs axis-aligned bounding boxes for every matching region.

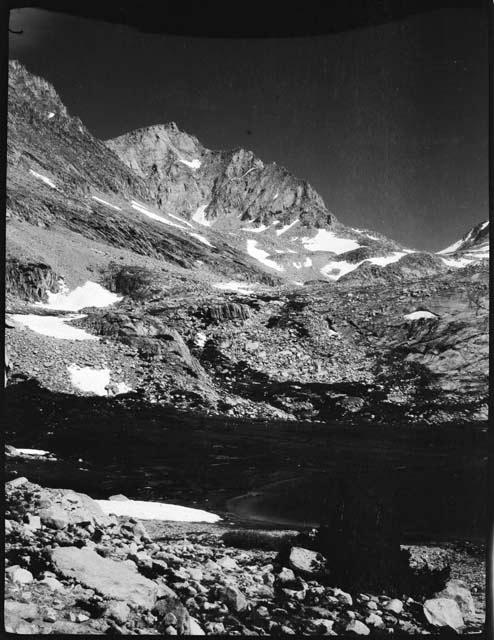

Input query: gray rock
[4,600,39,621]
[365,613,384,627]
[276,567,297,587]
[153,596,191,634]
[109,494,130,501]
[39,505,69,529]
[50,546,157,609]
[189,617,205,635]
[384,598,403,614]
[107,601,130,624]
[217,584,248,612]
[345,619,371,635]
[423,597,464,630]
[5,566,33,585]
[24,514,41,531]
[435,579,476,620]
[40,576,65,591]
[5,477,29,488]
[288,547,325,578]
[217,556,238,571]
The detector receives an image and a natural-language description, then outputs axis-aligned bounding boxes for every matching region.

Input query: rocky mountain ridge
[5,60,489,426]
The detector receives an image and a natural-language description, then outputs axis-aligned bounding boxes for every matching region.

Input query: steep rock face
[107,125,334,230]
[6,258,61,303]
[7,61,280,285]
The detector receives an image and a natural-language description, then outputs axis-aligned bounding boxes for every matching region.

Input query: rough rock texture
[51,547,158,609]
[107,124,334,231]
[3,478,485,636]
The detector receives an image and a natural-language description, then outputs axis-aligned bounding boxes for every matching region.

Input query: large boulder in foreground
[50,547,158,610]
[423,597,464,630]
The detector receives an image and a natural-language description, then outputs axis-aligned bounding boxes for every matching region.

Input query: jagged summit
[437,220,489,267]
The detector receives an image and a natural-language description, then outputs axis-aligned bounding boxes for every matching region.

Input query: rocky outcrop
[107,125,334,231]
[4,478,484,636]
[6,258,61,302]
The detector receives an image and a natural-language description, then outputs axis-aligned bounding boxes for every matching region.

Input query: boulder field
[4,476,485,635]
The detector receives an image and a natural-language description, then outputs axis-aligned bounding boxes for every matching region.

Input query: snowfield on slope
[246,240,284,272]
[36,282,122,312]
[131,200,188,230]
[189,232,215,248]
[404,310,438,321]
[192,204,212,226]
[95,498,221,523]
[67,365,132,396]
[11,314,98,341]
[29,169,56,189]
[212,282,255,294]
[320,251,407,281]
[302,230,361,253]
[91,195,122,211]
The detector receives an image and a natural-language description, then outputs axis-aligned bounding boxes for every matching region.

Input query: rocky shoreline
[5,476,485,635]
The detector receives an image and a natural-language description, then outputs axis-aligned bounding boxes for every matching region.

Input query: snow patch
[15,448,52,457]
[304,257,312,267]
[241,224,268,233]
[246,240,284,272]
[303,230,361,254]
[68,365,110,395]
[192,205,211,227]
[47,112,55,119]
[404,310,438,321]
[131,201,187,230]
[92,195,122,211]
[189,232,215,248]
[29,169,56,189]
[276,220,299,236]
[37,282,122,312]
[178,157,202,170]
[212,282,255,294]
[95,498,221,523]
[11,314,98,341]
[293,262,302,269]
[367,252,407,266]
[441,256,473,269]
[168,212,194,228]
[320,261,359,281]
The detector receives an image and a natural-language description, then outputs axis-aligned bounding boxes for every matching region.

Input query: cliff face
[106,125,334,230]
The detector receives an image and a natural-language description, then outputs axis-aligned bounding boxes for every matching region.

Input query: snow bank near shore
[11,314,98,341]
[96,498,221,523]
[37,282,122,312]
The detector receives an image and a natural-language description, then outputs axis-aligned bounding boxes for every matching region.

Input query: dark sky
[8,6,488,251]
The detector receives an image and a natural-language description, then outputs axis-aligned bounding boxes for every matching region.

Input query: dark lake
[5,382,488,543]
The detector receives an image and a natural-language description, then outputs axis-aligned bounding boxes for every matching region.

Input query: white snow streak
[302,230,360,254]
[15,448,52,457]
[189,232,215,248]
[240,225,268,233]
[304,257,312,267]
[366,252,407,267]
[29,169,56,189]
[246,240,284,272]
[192,205,211,226]
[96,499,221,523]
[178,157,202,170]
[404,310,438,321]
[276,220,299,236]
[91,195,122,211]
[168,212,194,228]
[212,282,254,294]
[131,201,187,230]
[441,257,473,269]
[11,314,97,341]
[37,282,122,312]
